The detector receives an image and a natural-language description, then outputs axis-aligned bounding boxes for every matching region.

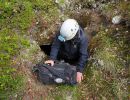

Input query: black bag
[32,61,77,85]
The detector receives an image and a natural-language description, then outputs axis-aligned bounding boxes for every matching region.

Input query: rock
[126,20,130,28]
[112,15,122,24]
[98,59,104,66]
[92,3,97,8]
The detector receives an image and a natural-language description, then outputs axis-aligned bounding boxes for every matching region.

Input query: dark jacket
[50,27,88,73]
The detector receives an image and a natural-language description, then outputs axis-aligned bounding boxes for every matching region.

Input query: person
[45,19,88,83]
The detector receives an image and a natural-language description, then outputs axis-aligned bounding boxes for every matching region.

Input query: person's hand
[44,60,54,66]
[76,72,83,83]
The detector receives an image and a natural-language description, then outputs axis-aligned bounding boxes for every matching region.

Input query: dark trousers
[57,51,79,66]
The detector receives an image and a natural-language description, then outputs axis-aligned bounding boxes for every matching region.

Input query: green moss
[32,0,59,21]
[0,27,31,99]
[0,73,23,99]
[0,0,59,98]
[56,0,65,5]
[0,0,59,33]
[118,1,130,13]
[0,1,33,32]
[102,3,117,17]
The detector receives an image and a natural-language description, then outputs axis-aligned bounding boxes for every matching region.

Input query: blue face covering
[58,35,66,42]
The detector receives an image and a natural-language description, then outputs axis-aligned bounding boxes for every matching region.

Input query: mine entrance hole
[40,44,52,56]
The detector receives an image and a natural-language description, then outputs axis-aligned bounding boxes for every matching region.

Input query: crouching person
[45,19,88,83]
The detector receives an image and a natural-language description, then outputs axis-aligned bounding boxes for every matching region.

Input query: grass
[0,0,129,99]
[82,29,129,100]
[48,85,81,100]
[0,0,59,99]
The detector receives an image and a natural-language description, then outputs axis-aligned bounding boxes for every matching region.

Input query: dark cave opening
[40,44,52,56]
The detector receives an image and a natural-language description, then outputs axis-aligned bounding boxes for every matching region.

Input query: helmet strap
[58,35,65,42]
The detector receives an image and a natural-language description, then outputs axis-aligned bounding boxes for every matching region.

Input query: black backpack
[32,62,77,85]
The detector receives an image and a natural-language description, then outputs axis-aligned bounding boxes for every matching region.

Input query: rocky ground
[0,0,129,100]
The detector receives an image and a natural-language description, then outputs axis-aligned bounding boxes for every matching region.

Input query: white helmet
[58,19,79,42]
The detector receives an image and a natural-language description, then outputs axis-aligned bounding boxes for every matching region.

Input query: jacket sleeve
[49,34,61,60]
[77,35,88,73]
